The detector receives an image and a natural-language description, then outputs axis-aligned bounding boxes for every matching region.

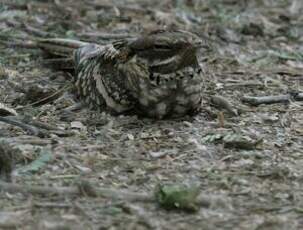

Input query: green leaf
[17,149,52,174]
[155,184,200,212]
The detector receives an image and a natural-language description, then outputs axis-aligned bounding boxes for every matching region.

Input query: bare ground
[0,0,303,229]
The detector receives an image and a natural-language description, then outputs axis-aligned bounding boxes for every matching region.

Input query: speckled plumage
[39,30,205,119]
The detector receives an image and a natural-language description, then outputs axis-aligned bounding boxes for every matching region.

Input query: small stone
[127,133,135,140]
[71,121,86,131]
[183,121,192,127]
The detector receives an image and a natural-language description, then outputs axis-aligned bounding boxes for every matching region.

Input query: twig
[16,139,53,146]
[33,202,72,209]
[1,137,53,146]
[5,20,55,38]
[0,39,37,49]
[203,121,234,128]
[242,93,303,106]
[89,3,150,14]
[224,80,264,89]
[0,116,72,137]
[61,102,84,113]
[0,181,153,202]
[23,24,55,38]
[20,116,74,137]
[0,181,79,196]
[78,180,153,202]
[0,116,46,137]
[19,85,72,108]
[21,117,60,131]
[0,103,18,116]
[79,32,136,40]
[0,181,213,208]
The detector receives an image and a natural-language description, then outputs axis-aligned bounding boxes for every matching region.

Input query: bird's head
[126,30,205,60]
[113,29,209,73]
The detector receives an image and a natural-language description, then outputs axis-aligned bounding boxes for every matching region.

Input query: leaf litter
[0,0,303,229]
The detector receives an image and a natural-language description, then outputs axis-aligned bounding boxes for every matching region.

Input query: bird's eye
[154,44,171,50]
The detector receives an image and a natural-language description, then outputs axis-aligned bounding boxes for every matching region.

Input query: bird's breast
[74,44,203,118]
[121,60,204,119]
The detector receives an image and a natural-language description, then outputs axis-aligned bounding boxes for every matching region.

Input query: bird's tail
[0,34,91,70]
[36,38,90,70]
[36,38,89,57]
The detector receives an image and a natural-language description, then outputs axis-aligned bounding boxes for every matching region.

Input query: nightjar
[38,30,205,119]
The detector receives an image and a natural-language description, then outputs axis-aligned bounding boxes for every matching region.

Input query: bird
[37,29,205,119]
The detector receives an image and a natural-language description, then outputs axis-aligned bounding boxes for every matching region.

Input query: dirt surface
[0,0,303,229]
